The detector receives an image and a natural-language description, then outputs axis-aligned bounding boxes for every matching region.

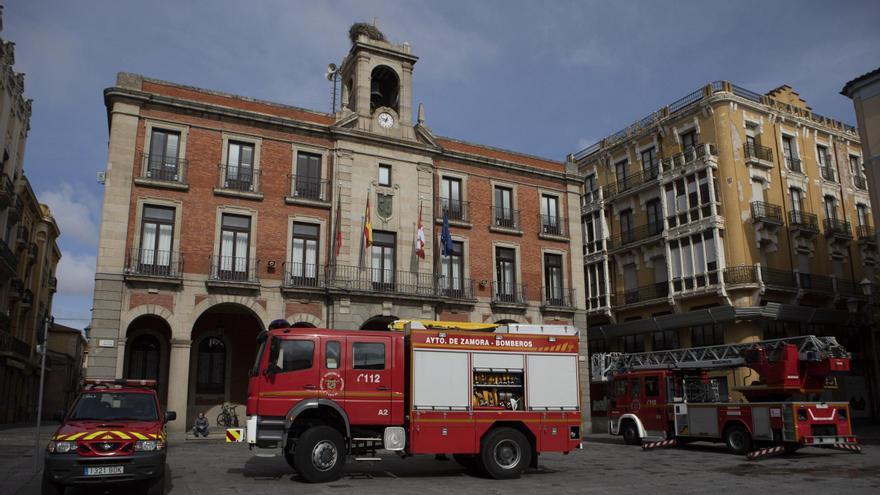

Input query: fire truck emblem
[320,372,344,397]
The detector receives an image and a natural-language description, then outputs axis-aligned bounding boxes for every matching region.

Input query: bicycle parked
[216,403,240,428]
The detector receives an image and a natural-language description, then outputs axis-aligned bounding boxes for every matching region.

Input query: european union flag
[441,209,453,256]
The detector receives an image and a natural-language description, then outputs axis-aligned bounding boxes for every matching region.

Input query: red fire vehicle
[42,379,176,495]
[244,321,582,482]
[591,335,860,458]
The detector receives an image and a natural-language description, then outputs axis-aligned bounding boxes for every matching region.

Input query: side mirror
[52,410,65,422]
[165,411,177,423]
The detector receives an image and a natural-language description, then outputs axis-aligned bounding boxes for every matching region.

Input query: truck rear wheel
[293,425,346,483]
[724,423,752,455]
[479,428,531,479]
[621,421,641,445]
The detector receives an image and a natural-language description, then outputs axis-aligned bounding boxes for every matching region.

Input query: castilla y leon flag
[415,203,426,259]
[363,193,373,248]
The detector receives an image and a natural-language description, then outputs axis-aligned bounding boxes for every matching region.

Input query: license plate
[84,466,124,476]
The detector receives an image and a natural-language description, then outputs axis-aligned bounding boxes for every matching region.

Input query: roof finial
[418,103,425,124]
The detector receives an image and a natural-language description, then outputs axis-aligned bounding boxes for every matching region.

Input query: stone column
[165,338,192,432]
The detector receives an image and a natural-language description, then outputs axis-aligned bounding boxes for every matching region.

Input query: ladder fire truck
[591,335,861,459]
[241,320,582,482]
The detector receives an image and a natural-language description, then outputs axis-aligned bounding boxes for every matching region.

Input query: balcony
[819,165,836,182]
[604,166,659,198]
[857,225,876,245]
[0,241,17,277]
[723,265,760,286]
[750,201,783,226]
[660,143,718,173]
[0,174,14,207]
[48,276,57,293]
[0,331,31,360]
[490,207,521,234]
[618,283,669,305]
[286,175,330,207]
[823,218,852,240]
[124,248,183,284]
[581,188,603,214]
[491,281,528,307]
[281,262,326,293]
[437,276,476,302]
[853,174,867,190]
[539,214,568,239]
[607,223,664,251]
[7,196,22,222]
[135,152,188,190]
[760,266,798,291]
[784,156,803,173]
[788,211,819,235]
[743,143,774,168]
[326,265,439,299]
[437,198,470,225]
[541,286,576,310]
[207,255,260,289]
[215,164,262,199]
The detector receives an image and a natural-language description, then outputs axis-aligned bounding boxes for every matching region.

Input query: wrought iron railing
[853,175,867,190]
[282,262,325,288]
[218,164,261,193]
[660,143,717,173]
[619,283,668,305]
[723,265,759,285]
[491,281,528,305]
[605,166,660,197]
[750,201,783,224]
[608,223,664,250]
[209,255,259,284]
[541,286,575,308]
[139,152,187,183]
[289,175,329,202]
[857,225,875,242]
[125,248,183,278]
[819,164,836,182]
[539,214,567,237]
[761,267,798,289]
[436,276,476,300]
[789,211,819,232]
[744,143,773,162]
[798,273,834,293]
[327,264,436,297]
[784,156,802,173]
[438,198,469,222]
[823,218,852,238]
[492,207,520,230]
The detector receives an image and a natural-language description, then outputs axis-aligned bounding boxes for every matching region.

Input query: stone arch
[370,64,400,113]
[191,295,268,337]
[493,313,527,325]
[284,312,324,328]
[360,315,399,331]
[120,304,174,341]
[123,313,173,405]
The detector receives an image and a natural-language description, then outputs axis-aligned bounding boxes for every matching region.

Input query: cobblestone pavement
[3,429,880,494]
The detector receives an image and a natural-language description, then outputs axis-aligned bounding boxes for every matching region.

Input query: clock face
[377,112,395,129]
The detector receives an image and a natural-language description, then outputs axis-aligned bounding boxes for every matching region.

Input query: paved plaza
[2,424,879,494]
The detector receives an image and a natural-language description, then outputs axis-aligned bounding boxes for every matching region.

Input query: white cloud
[41,182,100,248]
[56,252,96,298]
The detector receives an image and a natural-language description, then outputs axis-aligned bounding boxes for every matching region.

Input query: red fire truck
[243,321,582,482]
[591,335,860,458]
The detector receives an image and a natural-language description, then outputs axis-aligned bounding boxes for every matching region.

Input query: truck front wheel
[479,428,531,479]
[621,421,641,445]
[293,426,346,483]
[724,423,752,455]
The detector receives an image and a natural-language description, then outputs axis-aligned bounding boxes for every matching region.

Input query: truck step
[354,457,382,462]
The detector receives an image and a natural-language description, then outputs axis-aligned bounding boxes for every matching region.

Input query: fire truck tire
[621,421,640,445]
[40,475,64,495]
[293,426,346,483]
[723,424,752,455]
[479,428,531,479]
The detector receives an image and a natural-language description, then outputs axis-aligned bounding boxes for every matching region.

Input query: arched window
[196,337,226,394]
[370,66,399,112]
[128,334,160,380]
[291,322,316,328]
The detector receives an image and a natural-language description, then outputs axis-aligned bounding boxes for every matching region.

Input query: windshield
[69,392,158,421]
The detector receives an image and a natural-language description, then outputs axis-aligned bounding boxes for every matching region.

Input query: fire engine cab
[244,321,582,482]
[591,335,860,458]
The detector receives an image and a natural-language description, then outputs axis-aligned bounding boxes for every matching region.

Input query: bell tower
[338,23,418,140]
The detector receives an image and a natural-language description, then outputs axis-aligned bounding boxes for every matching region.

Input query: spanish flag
[363,193,373,247]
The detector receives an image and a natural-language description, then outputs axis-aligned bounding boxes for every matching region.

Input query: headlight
[48,441,75,453]
[135,440,157,451]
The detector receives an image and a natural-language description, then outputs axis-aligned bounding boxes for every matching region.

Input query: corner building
[88,28,587,430]
[575,82,878,430]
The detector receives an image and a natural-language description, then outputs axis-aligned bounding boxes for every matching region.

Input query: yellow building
[573,81,877,428]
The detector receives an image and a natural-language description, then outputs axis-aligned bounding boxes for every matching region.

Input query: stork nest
[349,23,386,43]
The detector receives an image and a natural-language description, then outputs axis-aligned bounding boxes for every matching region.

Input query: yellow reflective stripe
[150,433,158,439]
[84,431,106,440]
[66,432,87,441]
[111,431,131,440]
[131,432,149,440]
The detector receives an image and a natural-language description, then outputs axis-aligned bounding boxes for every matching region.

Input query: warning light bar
[83,378,157,389]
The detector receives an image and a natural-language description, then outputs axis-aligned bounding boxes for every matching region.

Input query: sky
[4,0,880,328]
